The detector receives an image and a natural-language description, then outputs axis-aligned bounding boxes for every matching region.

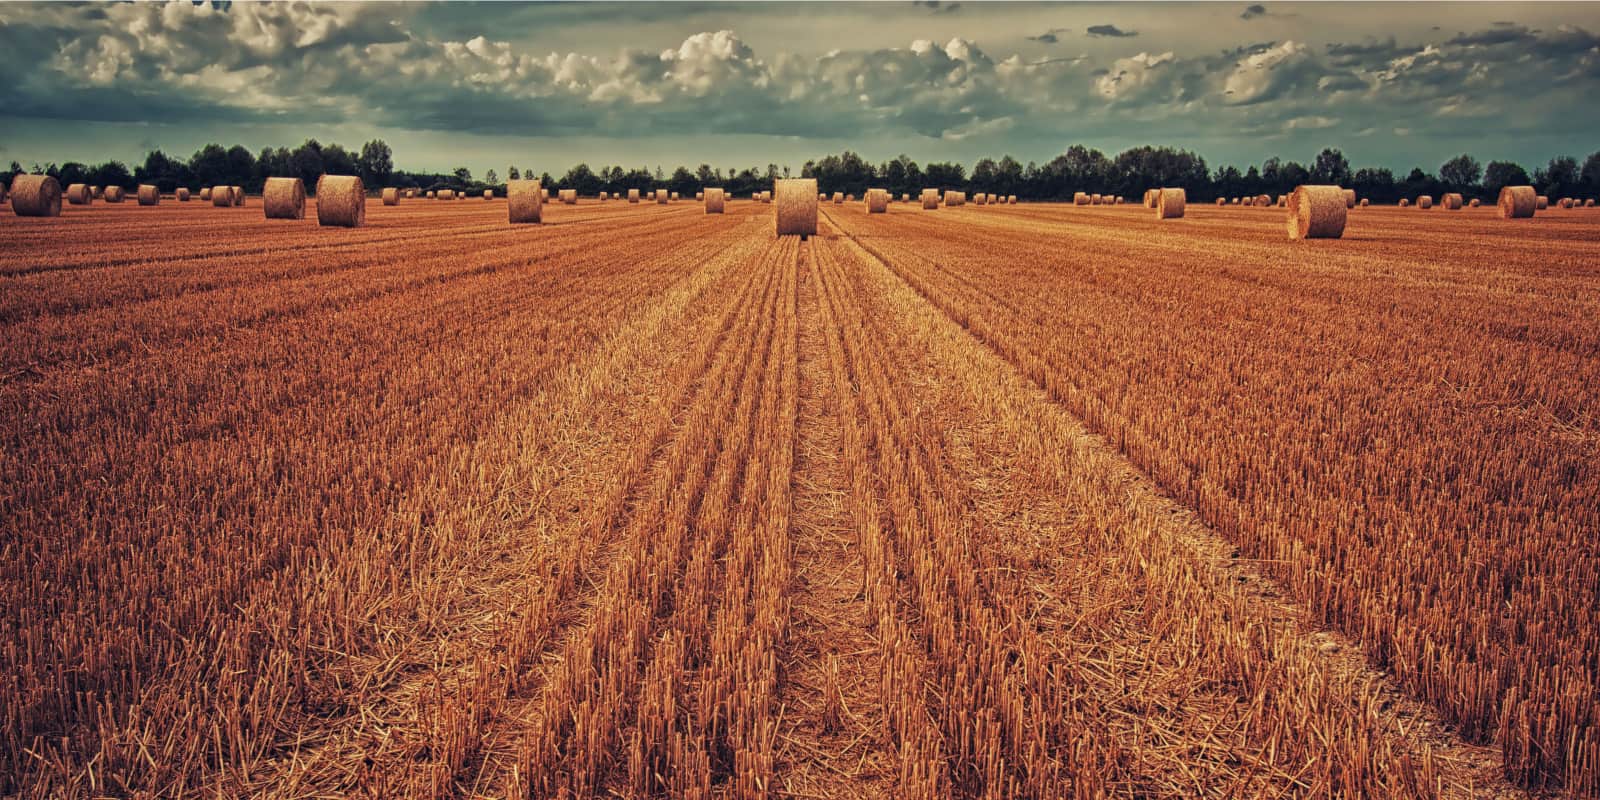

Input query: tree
[1438,154,1482,192]
[1310,147,1351,185]
[507,165,521,181]
[1534,155,1579,198]
[190,144,231,187]
[1482,161,1530,198]
[452,167,473,186]
[1580,151,1600,196]
[358,139,393,187]
[288,140,325,188]
[485,169,498,186]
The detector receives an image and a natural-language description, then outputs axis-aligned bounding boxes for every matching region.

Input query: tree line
[7,139,1600,202]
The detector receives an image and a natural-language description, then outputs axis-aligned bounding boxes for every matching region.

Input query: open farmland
[2,197,1598,799]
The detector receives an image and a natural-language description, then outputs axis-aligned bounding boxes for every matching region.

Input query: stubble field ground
[2,196,1597,798]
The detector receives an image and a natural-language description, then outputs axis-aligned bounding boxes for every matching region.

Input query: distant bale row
[628,188,640,203]
[776,178,818,237]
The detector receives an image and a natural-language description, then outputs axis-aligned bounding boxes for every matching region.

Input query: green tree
[1482,161,1530,197]
[1438,154,1482,191]
[358,139,393,186]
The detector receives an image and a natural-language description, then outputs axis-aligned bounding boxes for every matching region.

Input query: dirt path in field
[770,240,897,798]
[818,207,1526,799]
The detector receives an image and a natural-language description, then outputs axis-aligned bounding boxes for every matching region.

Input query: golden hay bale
[1256,194,1271,206]
[508,179,543,223]
[866,188,889,213]
[599,191,608,201]
[1156,187,1186,219]
[426,190,436,199]
[177,188,191,201]
[1216,197,1225,206]
[1442,192,1463,210]
[1469,198,1480,207]
[92,185,104,198]
[1534,195,1549,210]
[695,191,703,201]
[831,192,843,204]
[921,189,940,209]
[1114,196,1124,204]
[105,186,126,203]
[211,186,230,207]
[440,189,456,200]
[1242,197,1254,207]
[1090,193,1102,205]
[1417,195,1433,209]
[1498,185,1536,218]
[1359,198,1369,207]
[382,187,400,206]
[263,177,306,219]
[9,175,62,217]
[628,188,640,203]
[542,188,550,200]
[1586,199,1596,207]
[137,184,159,205]
[65,183,93,205]
[776,178,818,237]
[761,191,772,203]
[974,193,987,206]
[670,191,680,201]
[818,192,826,201]
[227,186,241,206]
[1559,197,1575,209]
[483,189,493,200]
[1277,194,1287,207]
[1144,189,1157,208]
[656,191,668,205]
[559,189,576,204]
[901,193,910,203]
[315,175,364,228]
[1008,195,1017,204]
[944,190,966,206]
[1286,185,1347,240]
[703,187,725,213]
[1343,189,1357,208]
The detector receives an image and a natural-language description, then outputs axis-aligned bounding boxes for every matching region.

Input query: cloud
[911,0,961,13]
[1241,4,1268,20]
[1086,25,1138,38]
[1027,28,1070,44]
[1448,24,1537,47]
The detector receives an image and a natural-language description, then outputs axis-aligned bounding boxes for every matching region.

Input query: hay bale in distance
[1559,197,1575,209]
[426,190,436,199]
[703,187,725,214]
[1286,185,1347,240]
[177,188,191,201]
[1442,192,1463,210]
[1359,198,1369,207]
[483,189,493,200]
[559,189,577,205]
[211,186,231,207]
[944,190,966,206]
[1343,189,1357,209]
[1256,194,1271,206]
[1498,185,1536,218]
[1144,189,1158,208]
[231,186,244,206]
[1535,195,1548,210]
[670,191,680,201]
[760,191,772,203]
[382,187,400,206]
[1469,198,1480,207]
[695,191,703,201]
[921,189,940,209]
[1398,198,1410,207]
[263,177,306,219]
[92,185,104,198]
[831,192,844,204]
[66,183,93,205]
[656,191,669,205]
[200,187,212,201]
[1417,195,1433,209]
[440,189,456,200]
[137,184,159,206]
[104,186,126,203]
[1216,197,1226,206]
[9,175,62,217]
[542,188,550,200]
[1586,199,1596,207]
[315,175,365,228]
[1008,195,1017,204]
[1277,195,1287,207]
[508,179,543,223]
[901,193,911,203]
[1156,188,1186,220]
[974,193,988,206]
[775,178,818,237]
[627,188,640,203]
[866,188,889,213]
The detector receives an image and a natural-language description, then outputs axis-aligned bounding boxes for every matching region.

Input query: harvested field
[1,197,1596,799]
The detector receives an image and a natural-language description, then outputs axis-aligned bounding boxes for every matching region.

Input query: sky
[1,1,1597,177]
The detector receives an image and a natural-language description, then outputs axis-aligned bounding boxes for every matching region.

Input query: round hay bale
[177,188,191,201]
[483,189,493,200]
[9,175,62,217]
[439,189,455,200]
[1143,189,1157,208]
[1498,185,1536,218]
[600,191,608,201]
[944,190,966,206]
[200,187,212,201]
[628,188,640,203]
[1286,185,1347,240]
[1586,199,1595,208]
[92,185,104,198]
[1243,197,1254,207]
[704,187,725,214]
[65,183,93,205]
[866,188,889,213]
[559,189,576,205]
[1156,188,1186,220]
[232,186,245,206]
[382,187,400,206]
[776,178,818,237]
[104,186,126,203]
[542,188,550,200]
[426,190,436,199]
[1398,198,1410,207]
[1535,195,1548,210]
[1442,192,1463,210]
[818,193,826,201]
[1417,195,1433,209]
[670,191,680,201]
[974,193,987,206]
[695,191,703,201]
[1215,197,1226,206]
[263,177,306,219]
[508,179,543,223]
[1114,196,1124,205]
[1091,193,1102,205]
[137,184,160,206]
[1559,197,1575,209]
[1277,195,1287,207]
[901,193,911,203]
[761,191,772,203]
[1359,198,1369,207]
[921,189,940,209]
[831,192,843,204]
[656,191,669,205]
[1469,198,1480,207]
[1256,194,1271,206]
[1343,189,1357,209]
[211,187,231,207]
[315,175,365,228]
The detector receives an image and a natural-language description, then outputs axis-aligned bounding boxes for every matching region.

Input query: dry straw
[657,191,669,205]
[761,191,772,202]
[1091,193,1103,204]
[1470,198,1480,207]
[508,179,543,223]
[901,193,910,202]
[232,186,244,206]
[1498,185,1536,218]
[1398,198,1410,207]
[66,183,93,205]
[92,185,103,198]
[866,188,889,213]
[1286,184,1347,240]
[483,189,493,200]
[427,190,436,199]
[315,175,365,228]
[1008,195,1017,204]
[1587,199,1596,207]
[775,178,818,236]
[382,188,400,206]
[177,188,191,201]
[945,190,966,206]
[704,187,725,213]
[440,189,455,200]
[1215,197,1225,206]
[974,193,987,205]
[137,185,159,205]
[1343,189,1357,208]
[105,186,126,203]
[199,187,212,201]
[695,191,703,201]
[628,188,640,203]
[560,189,577,204]
[1535,195,1548,210]
[10,175,62,217]
[1442,192,1463,210]
[831,192,843,204]
[211,186,231,207]
[1560,197,1575,209]
[1277,194,1287,207]
[1417,195,1433,209]
[1359,198,1369,207]
[1144,189,1157,208]
[1257,194,1271,206]
[921,188,940,209]
[1156,187,1186,219]
[670,191,680,201]
[263,177,306,219]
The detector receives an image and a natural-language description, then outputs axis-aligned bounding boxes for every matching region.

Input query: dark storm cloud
[1448,24,1538,47]
[1086,24,1138,38]
[1241,5,1267,20]
[1028,28,1069,44]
